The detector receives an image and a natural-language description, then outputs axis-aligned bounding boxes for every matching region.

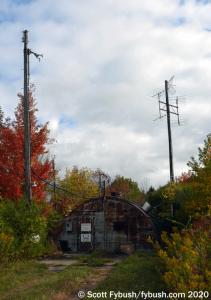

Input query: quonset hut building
[58,192,161,253]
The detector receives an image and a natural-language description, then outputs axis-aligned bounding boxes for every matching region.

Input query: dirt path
[1,255,128,300]
[39,254,128,300]
[66,256,128,300]
[66,266,113,300]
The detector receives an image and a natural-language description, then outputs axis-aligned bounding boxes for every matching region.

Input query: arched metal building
[58,192,161,253]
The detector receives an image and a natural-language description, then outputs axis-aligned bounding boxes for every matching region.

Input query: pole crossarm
[160,108,178,116]
[159,101,178,109]
[28,49,43,61]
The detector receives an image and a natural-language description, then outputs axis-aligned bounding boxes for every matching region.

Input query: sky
[1,0,211,191]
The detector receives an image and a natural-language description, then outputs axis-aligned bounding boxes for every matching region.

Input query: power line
[31,167,91,199]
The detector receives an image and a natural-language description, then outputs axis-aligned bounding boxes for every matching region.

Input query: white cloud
[1,0,211,190]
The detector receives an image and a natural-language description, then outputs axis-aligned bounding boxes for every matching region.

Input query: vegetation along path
[0,251,168,300]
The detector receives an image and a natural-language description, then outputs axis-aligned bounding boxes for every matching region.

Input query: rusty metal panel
[93,211,104,251]
[58,195,160,253]
[103,198,157,252]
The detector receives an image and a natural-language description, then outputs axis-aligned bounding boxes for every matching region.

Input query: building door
[77,215,94,251]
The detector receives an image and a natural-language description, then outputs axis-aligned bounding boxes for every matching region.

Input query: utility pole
[99,173,102,197]
[103,180,107,252]
[98,171,110,197]
[22,29,43,205]
[165,80,174,183]
[53,160,56,200]
[148,76,188,185]
[23,30,31,204]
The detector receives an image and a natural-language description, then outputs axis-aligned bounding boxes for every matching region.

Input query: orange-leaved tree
[0,84,57,203]
[177,170,193,183]
[105,175,144,205]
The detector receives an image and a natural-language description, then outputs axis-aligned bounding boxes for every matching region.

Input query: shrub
[148,213,211,294]
[0,196,50,262]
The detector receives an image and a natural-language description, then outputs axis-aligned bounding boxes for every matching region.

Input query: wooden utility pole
[22,29,43,204]
[165,80,174,183]
[99,173,101,196]
[149,77,188,218]
[103,181,107,252]
[23,30,31,204]
[53,160,56,199]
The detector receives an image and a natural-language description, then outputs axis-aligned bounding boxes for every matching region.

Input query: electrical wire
[47,219,67,222]
[31,167,90,199]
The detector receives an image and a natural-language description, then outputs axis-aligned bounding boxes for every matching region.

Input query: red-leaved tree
[177,170,193,183]
[0,84,57,203]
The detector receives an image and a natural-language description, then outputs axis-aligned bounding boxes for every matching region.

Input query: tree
[139,177,150,194]
[48,166,99,216]
[145,183,171,222]
[183,134,211,216]
[177,170,193,184]
[0,105,11,129]
[147,186,155,194]
[92,168,111,196]
[0,84,57,203]
[106,175,131,197]
[105,175,145,205]
[160,133,211,226]
[0,195,49,262]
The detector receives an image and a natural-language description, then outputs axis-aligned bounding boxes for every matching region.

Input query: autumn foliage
[105,175,145,205]
[0,84,56,203]
[148,220,211,293]
[177,170,193,183]
[48,166,100,216]
[150,133,211,294]
[0,196,50,262]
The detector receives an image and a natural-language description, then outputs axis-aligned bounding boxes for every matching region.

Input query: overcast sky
[1,0,211,190]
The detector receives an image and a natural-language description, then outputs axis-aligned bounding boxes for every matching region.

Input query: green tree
[161,133,211,227]
[147,186,155,194]
[48,166,99,216]
[0,196,49,262]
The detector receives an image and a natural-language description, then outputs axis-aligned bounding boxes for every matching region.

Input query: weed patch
[84,251,168,299]
[0,260,93,300]
[74,255,112,267]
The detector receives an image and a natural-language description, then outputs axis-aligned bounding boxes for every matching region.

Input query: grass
[0,260,93,300]
[74,255,112,267]
[0,250,112,300]
[84,250,169,300]
[0,250,169,300]
[72,250,113,267]
[0,260,48,294]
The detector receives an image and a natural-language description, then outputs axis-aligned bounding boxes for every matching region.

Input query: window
[113,222,125,231]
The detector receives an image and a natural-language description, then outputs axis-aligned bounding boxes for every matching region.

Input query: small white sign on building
[81,223,91,232]
[81,234,91,242]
